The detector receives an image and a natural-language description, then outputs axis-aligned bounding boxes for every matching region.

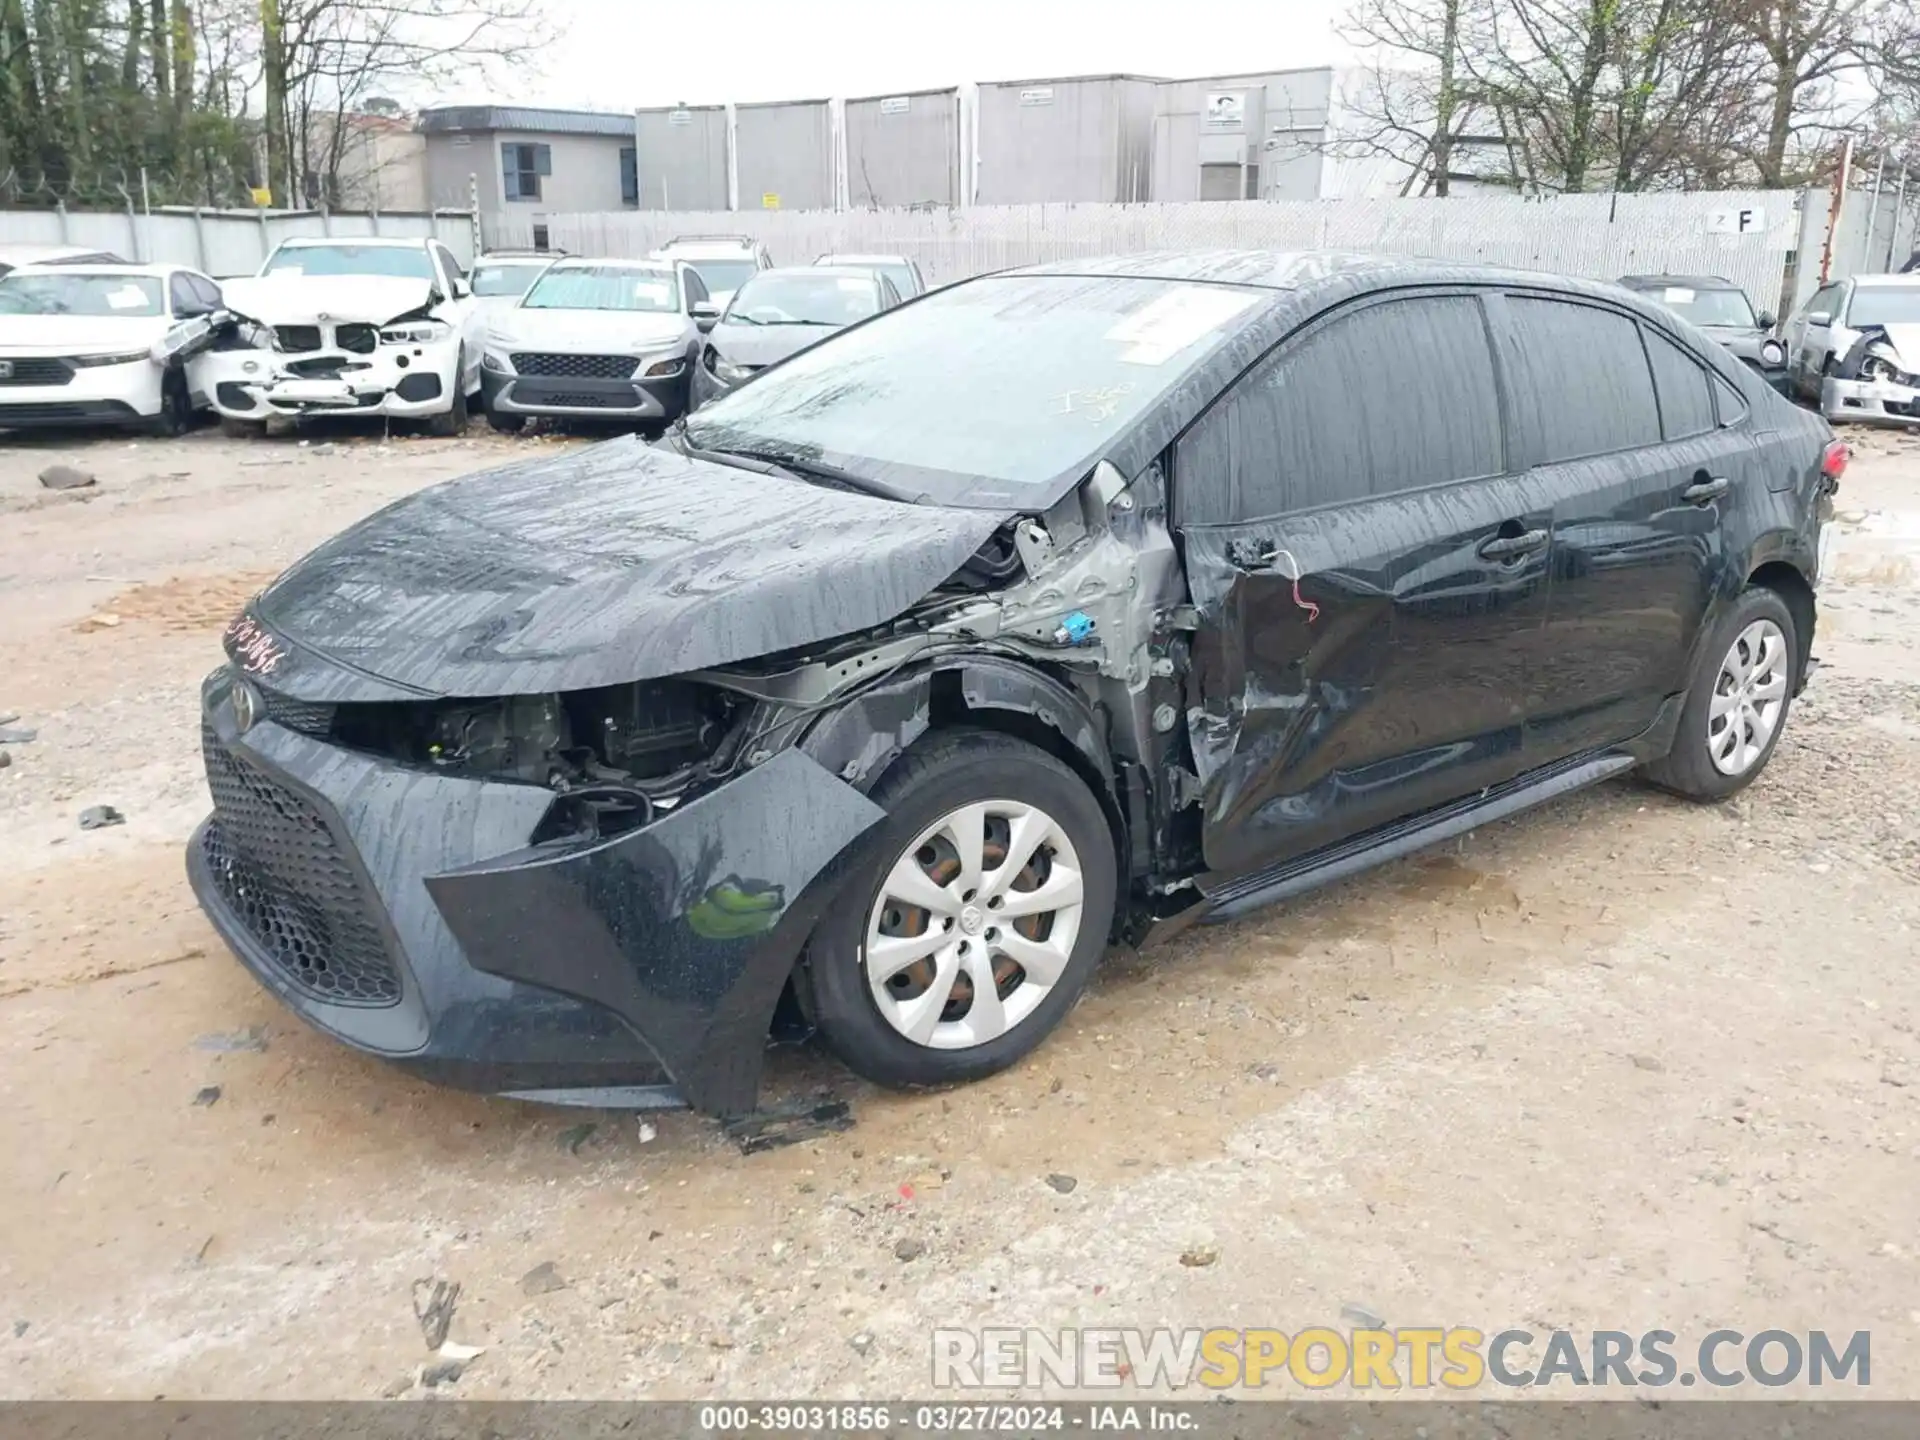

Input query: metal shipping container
[974,74,1158,205]
[735,98,835,213]
[1151,68,1336,203]
[633,103,729,211]
[843,88,961,209]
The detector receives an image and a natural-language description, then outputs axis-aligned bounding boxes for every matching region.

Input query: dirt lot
[0,419,1917,1401]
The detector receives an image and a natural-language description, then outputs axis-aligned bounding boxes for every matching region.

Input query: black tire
[486,410,525,434]
[217,415,266,440]
[425,352,470,437]
[147,367,193,438]
[803,729,1117,1090]
[1643,585,1799,801]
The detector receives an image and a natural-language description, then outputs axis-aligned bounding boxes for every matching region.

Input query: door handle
[1477,528,1548,561]
[1682,476,1731,505]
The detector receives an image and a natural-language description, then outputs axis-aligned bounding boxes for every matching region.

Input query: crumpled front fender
[424,749,884,1117]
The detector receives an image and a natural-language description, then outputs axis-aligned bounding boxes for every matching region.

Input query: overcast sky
[489,0,1360,112]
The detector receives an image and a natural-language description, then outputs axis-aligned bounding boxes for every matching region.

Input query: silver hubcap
[1708,618,1789,776]
[864,799,1084,1050]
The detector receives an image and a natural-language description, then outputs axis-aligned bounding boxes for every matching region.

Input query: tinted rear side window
[1180,294,1504,524]
[1643,327,1716,439]
[1504,297,1661,464]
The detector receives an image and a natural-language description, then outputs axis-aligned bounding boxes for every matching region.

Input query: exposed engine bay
[300,457,1197,873]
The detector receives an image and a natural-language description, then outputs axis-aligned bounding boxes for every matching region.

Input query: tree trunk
[1432,0,1460,197]
[1761,53,1796,186]
[120,0,141,91]
[165,0,187,113]
[259,0,286,202]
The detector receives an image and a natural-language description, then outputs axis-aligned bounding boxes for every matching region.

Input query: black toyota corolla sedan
[190,251,1842,1118]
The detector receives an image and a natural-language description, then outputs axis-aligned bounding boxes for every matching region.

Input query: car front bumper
[0,359,163,426]
[1821,373,1920,425]
[482,367,688,421]
[202,340,460,420]
[186,668,882,1114]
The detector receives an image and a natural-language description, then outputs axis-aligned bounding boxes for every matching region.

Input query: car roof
[817,253,914,265]
[759,265,881,282]
[546,256,674,274]
[1849,272,1920,288]
[653,238,759,256]
[477,250,559,262]
[6,260,187,278]
[0,244,120,263]
[1616,273,1741,290]
[275,235,432,249]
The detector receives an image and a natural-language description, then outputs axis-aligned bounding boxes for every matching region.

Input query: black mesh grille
[336,323,378,354]
[274,325,323,353]
[200,723,400,1006]
[259,689,336,738]
[511,352,637,379]
[0,357,74,386]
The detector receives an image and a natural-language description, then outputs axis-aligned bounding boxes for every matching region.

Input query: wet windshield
[1642,283,1755,328]
[726,272,881,327]
[684,273,1263,502]
[471,261,549,297]
[261,244,435,281]
[522,266,681,312]
[1847,285,1920,326]
[0,272,163,317]
[681,258,758,295]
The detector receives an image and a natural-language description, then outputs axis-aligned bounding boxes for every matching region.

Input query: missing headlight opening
[328,679,745,841]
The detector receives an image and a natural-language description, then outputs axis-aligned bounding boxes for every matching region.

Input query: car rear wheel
[1644,586,1798,801]
[803,729,1116,1090]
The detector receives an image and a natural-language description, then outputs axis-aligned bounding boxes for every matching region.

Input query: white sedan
[480,258,705,432]
[0,262,225,435]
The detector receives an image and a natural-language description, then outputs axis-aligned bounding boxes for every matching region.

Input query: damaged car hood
[220,274,440,326]
[709,321,841,368]
[1864,322,1920,370]
[242,435,1010,701]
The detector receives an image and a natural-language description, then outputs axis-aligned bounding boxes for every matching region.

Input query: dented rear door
[1175,290,1555,879]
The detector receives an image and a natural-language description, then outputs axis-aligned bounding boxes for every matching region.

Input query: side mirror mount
[1756,309,1776,330]
[692,299,719,333]
[450,277,472,300]
[1807,310,1832,328]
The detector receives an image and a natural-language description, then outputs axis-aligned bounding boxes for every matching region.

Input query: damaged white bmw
[201,236,486,435]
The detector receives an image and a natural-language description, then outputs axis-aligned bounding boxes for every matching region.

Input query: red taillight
[1821,438,1850,481]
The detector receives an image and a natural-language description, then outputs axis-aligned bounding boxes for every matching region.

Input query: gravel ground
[0,418,1916,1401]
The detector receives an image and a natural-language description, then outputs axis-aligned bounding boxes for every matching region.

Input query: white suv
[648,235,773,325]
[202,236,486,435]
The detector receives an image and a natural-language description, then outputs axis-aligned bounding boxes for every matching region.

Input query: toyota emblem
[231,679,261,733]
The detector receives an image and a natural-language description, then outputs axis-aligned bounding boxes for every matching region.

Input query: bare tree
[1733,0,1874,186]
[259,0,549,206]
[1342,0,1496,195]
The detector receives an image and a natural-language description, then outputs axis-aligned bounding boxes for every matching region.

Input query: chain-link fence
[499,188,1919,316]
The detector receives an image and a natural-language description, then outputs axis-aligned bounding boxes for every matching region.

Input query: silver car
[1781,272,1920,424]
[691,266,901,409]
[813,252,927,299]
[480,258,707,432]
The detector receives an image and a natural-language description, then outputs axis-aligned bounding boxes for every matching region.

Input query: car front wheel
[1644,585,1798,801]
[803,729,1117,1090]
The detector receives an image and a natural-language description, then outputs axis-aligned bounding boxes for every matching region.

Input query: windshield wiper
[677,435,923,503]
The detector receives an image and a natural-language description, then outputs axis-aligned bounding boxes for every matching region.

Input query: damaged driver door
[1175,290,1555,879]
